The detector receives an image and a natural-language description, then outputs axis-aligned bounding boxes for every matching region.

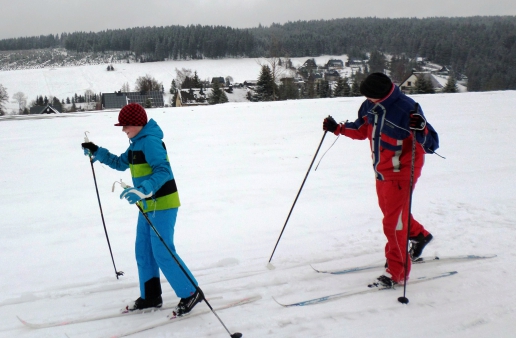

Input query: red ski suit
[333,85,439,283]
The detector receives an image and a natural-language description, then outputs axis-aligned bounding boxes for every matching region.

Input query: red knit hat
[114,103,148,126]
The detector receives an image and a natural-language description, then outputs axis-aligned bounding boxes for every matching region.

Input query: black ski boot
[173,289,204,317]
[409,232,433,260]
[129,296,163,311]
[368,275,397,289]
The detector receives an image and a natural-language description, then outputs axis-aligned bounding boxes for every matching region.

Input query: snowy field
[0,76,515,336]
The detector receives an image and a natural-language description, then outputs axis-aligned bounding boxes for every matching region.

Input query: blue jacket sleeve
[413,105,439,154]
[94,147,130,171]
[416,122,439,153]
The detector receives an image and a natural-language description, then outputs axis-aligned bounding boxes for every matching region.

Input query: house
[30,104,62,114]
[325,59,344,69]
[244,80,257,87]
[399,72,444,93]
[436,66,451,75]
[211,77,225,85]
[346,58,363,67]
[101,91,164,109]
[324,70,341,81]
[178,88,208,106]
[300,58,318,72]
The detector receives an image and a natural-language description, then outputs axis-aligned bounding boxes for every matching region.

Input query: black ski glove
[82,142,99,155]
[323,115,338,133]
[409,113,426,131]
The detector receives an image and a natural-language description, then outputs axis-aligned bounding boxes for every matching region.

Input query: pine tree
[253,65,277,101]
[169,80,177,95]
[414,75,435,94]
[278,80,299,100]
[368,50,387,73]
[317,80,331,98]
[442,75,458,93]
[334,77,351,97]
[0,84,8,116]
[350,80,361,97]
[208,81,228,105]
[193,71,201,88]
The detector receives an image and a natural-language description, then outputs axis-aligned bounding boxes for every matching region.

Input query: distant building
[101,91,164,109]
[30,104,62,114]
[211,77,225,85]
[325,59,344,69]
[346,58,363,67]
[324,70,341,81]
[244,80,257,87]
[179,88,208,106]
[301,58,318,71]
[399,72,444,93]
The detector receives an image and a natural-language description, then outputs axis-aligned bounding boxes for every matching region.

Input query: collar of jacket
[364,85,402,112]
[129,118,163,143]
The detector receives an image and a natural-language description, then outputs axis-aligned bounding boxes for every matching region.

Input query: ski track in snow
[0,62,516,337]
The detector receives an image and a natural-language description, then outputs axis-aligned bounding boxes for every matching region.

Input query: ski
[17,303,179,329]
[273,271,457,307]
[108,295,261,338]
[17,295,222,329]
[311,254,496,275]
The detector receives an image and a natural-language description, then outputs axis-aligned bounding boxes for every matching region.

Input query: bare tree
[121,82,130,92]
[0,84,8,116]
[84,89,96,110]
[135,74,162,92]
[174,68,193,89]
[225,76,234,86]
[12,91,27,114]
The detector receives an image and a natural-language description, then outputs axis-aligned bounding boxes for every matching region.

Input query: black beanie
[359,73,393,99]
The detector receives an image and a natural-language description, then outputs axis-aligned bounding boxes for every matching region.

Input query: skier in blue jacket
[81,103,202,316]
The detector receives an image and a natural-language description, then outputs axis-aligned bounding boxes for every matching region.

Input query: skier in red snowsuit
[323,73,439,287]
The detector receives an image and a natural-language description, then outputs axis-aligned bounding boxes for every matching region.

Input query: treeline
[1,16,515,91]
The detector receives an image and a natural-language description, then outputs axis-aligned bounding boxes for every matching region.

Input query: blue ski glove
[120,187,153,206]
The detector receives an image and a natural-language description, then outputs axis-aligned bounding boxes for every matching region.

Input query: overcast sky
[1,0,515,40]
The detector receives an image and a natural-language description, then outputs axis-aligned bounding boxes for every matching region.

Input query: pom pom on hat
[359,73,393,99]
[114,103,148,126]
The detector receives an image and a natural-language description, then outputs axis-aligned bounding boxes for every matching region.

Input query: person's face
[367,97,381,103]
[122,125,143,139]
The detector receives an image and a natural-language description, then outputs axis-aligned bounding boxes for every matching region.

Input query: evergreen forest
[1,16,515,91]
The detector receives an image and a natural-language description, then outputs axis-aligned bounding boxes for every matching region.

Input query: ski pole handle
[112,179,131,192]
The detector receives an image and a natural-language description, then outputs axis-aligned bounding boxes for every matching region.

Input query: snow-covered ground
[0,63,515,337]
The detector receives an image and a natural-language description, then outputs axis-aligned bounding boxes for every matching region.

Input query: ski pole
[84,132,124,279]
[398,105,419,305]
[267,130,328,269]
[114,180,242,338]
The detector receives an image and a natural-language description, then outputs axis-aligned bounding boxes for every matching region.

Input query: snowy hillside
[0,55,349,112]
[0,62,515,337]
